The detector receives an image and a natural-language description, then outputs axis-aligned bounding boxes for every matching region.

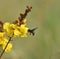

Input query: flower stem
[0,37,12,59]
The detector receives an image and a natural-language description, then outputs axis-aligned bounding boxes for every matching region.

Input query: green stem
[0,37,12,59]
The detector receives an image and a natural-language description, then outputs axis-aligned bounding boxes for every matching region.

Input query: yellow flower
[0,32,5,38]
[0,39,3,45]
[3,22,13,37]
[0,31,12,52]
[3,22,16,37]
[14,29,21,37]
[3,22,29,37]
[0,32,5,45]
[3,22,10,32]
[18,24,29,37]
[2,39,12,52]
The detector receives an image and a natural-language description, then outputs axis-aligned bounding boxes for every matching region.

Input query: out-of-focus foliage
[0,0,60,59]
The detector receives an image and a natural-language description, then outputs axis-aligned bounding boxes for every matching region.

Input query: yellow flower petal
[14,29,21,37]
[0,32,5,37]
[0,39,3,45]
[0,32,6,45]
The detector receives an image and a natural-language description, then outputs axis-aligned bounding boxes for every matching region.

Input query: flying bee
[28,27,38,36]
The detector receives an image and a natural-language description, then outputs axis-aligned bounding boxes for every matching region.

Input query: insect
[28,27,38,36]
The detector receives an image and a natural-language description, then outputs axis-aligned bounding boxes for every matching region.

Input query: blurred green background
[0,0,60,59]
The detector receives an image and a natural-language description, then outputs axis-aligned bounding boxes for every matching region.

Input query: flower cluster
[0,21,12,52]
[0,6,37,55]
[3,19,28,37]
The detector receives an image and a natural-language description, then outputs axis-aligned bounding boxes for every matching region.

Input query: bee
[28,27,38,36]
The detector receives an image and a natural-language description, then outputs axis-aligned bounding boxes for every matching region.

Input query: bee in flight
[28,27,38,36]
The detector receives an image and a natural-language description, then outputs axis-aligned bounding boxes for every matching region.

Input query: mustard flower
[0,32,5,45]
[0,32,12,52]
[2,39,12,52]
[3,21,29,37]
[3,22,20,37]
[3,22,14,37]
[18,24,29,37]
